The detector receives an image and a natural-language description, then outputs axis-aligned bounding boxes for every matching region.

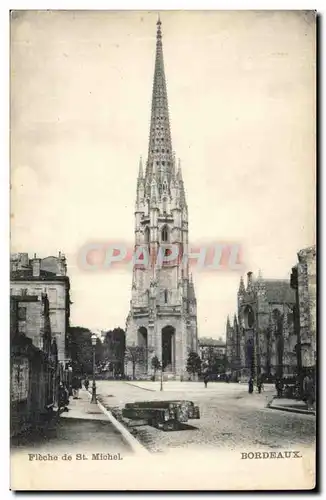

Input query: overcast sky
[11,10,316,338]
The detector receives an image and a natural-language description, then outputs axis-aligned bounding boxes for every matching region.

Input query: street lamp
[91,332,97,403]
[160,361,163,391]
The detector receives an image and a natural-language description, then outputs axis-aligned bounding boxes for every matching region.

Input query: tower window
[162,225,168,242]
[156,161,159,165]
[144,227,150,244]
[164,289,168,304]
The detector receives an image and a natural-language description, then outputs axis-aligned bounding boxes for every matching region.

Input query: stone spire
[135,156,145,210]
[146,17,173,182]
[238,276,245,295]
[256,268,266,296]
[177,159,187,208]
[188,273,196,302]
[137,156,144,182]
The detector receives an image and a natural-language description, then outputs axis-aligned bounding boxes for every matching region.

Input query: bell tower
[125,17,198,379]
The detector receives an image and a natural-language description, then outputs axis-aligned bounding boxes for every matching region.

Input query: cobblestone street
[96,381,316,454]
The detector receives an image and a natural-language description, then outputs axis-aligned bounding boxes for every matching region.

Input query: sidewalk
[60,388,107,420]
[267,397,316,415]
[11,388,133,455]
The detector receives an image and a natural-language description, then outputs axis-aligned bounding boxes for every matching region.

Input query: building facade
[199,337,226,361]
[10,291,58,436]
[125,19,198,379]
[227,271,297,380]
[10,252,71,365]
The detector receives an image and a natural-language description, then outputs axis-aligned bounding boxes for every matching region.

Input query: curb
[96,400,150,455]
[267,404,315,416]
[124,382,156,392]
[85,390,150,455]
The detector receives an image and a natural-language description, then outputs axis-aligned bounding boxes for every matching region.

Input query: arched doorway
[137,327,148,373]
[162,325,175,371]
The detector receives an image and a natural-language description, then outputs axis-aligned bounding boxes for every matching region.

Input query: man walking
[72,374,82,399]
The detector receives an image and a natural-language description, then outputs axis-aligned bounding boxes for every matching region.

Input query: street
[96,381,316,454]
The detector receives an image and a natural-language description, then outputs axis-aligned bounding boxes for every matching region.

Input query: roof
[261,279,295,304]
[10,269,69,282]
[199,337,226,347]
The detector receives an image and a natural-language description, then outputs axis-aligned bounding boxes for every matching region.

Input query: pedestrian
[305,375,315,410]
[248,378,253,394]
[72,374,81,399]
[58,382,69,415]
[204,374,209,388]
[84,375,89,391]
[275,378,284,398]
[257,377,262,394]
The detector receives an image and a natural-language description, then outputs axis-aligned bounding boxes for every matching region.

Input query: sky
[10,10,316,338]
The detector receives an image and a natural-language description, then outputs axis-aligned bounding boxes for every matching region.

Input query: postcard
[10,10,316,491]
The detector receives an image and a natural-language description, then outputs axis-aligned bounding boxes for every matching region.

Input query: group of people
[248,376,264,394]
[57,374,91,415]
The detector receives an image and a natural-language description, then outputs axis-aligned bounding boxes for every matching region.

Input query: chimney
[56,252,66,276]
[18,253,29,269]
[32,258,41,277]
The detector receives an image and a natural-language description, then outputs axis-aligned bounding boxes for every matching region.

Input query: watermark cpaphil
[77,240,245,272]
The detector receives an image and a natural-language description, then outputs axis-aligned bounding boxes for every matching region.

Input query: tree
[67,326,94,375]
[125,344,153,380]
[102,328,126,376]
[203,347,228,376]
[186,351,202,378]
[151,355,161,380]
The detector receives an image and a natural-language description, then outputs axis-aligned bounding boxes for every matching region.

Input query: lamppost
[91,332,97,403]
[160,361,163,391]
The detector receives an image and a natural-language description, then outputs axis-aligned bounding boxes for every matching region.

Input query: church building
[125,18,198,379]
[226,271,297,381]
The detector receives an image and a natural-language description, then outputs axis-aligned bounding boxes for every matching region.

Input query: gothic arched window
[144,227,150,244]
[161,225,169,242]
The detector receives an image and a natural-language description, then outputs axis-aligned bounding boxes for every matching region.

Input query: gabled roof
[261,279,295,304]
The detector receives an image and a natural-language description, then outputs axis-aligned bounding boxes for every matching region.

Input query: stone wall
[297,246,316,367]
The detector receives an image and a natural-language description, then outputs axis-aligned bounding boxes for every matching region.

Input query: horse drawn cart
[122,400,200,431]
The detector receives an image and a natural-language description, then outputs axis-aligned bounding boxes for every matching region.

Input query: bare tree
[125,344,153,380]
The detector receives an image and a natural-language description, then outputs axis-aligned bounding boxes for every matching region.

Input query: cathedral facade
[125,19,198,379]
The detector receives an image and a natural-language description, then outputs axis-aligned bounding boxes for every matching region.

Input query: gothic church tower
[125,18,198,379]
